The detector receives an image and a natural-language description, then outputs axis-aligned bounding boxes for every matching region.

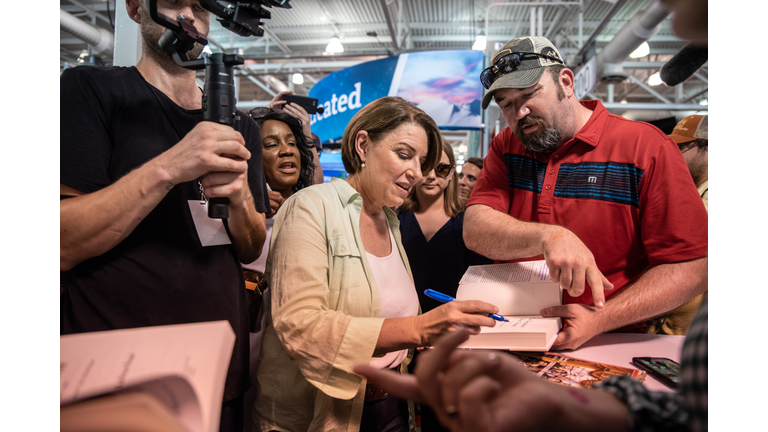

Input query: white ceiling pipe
[530,8,536,37]
[595,1,670,83]
[537,7,543,38]
[60,8,114,56]
[484,1,583,49]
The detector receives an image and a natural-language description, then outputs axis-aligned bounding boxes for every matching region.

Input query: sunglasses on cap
[248,106,283,119]
[480,51,563,90]
[678,141,702,153]
[434,163,454,178]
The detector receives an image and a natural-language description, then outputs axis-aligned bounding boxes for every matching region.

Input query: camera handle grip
[202,53,244,219]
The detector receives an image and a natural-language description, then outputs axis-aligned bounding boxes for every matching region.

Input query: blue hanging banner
[309,50,484,143]
[308,56,399,143]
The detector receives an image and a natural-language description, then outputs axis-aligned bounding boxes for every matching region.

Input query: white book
[60,320,235,432]
[456,260,563,351]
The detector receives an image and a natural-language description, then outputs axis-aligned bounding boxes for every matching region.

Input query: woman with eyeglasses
[396,138,492,432]
[252,96,499,432]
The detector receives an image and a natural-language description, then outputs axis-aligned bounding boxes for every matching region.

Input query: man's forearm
[593,257,708,333]
[60,159,174,271]
[463,204,559,260]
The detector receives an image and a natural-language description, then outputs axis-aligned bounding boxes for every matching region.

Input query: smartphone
[283,94,324,115]
[631,357,681,389]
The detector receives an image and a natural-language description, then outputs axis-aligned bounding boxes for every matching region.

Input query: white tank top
[366,223,419,369]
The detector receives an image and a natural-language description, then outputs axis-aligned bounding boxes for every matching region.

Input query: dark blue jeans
[359,394,409,432]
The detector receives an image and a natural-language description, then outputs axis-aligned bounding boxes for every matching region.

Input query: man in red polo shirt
[465,36,708,350]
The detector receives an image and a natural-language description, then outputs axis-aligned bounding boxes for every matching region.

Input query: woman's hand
[281,102,313,139]
[267,90,293,108]
[414,300,499,347]
[267,190,285,218]
[266,90,314,142]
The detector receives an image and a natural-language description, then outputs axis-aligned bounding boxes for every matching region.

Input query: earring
[361,160,366,168]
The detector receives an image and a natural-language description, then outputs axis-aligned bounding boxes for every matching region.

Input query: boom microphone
[659,43,708,87]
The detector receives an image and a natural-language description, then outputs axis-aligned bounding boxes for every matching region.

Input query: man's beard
[139,7,205,68]
[687,151,707,184]
[515,116,562,153]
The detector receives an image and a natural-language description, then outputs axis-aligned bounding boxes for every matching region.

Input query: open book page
[60,320,235,432]
[456,260,562,316]
[509,352,647,388]
[459,260,552,284]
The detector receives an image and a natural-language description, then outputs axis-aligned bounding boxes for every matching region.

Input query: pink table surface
[554,333,685,392]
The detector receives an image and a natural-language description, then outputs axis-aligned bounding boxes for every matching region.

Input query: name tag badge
[187,200,232,246]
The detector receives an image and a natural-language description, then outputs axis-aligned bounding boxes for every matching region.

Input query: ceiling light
[620,99,628,104]
[699,99,708,106]
[292,73,304,85]
[629,42,650,58]
[648,72,663,86]
[325,37,344,53]
[459,144,467,153]
[472,35,487,51]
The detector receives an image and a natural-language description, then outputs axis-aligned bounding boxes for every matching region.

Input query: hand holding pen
[413,291,501,347]
[425,289,509,322]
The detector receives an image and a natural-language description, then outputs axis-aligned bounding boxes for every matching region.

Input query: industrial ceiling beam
[262,28,292,53]
[378,0,400,51]
[260,33,681,47]
[265,20,670,34]
[626,75,673,104]
[66,0,113,28]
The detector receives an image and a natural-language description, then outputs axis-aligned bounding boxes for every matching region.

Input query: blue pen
[424,289,509,322]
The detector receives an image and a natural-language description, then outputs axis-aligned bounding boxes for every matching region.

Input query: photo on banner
[393,50,483,129]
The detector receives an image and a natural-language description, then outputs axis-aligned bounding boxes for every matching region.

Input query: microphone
[659,43,708,87]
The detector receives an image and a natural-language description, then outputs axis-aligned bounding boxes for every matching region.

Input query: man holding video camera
[59,1,269,429]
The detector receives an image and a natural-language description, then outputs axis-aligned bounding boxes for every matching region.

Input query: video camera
[148,0,291,218]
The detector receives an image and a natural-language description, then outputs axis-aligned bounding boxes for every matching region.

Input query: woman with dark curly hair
[249,107,315,216]
[240,107,315,277]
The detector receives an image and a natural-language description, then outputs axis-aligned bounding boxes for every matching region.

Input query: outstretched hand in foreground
[354,328,630,432]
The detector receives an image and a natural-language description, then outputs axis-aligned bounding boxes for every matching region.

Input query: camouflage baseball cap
[481,36,564,109]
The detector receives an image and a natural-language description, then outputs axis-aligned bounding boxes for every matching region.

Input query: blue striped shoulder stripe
[503,154,547,193]
[503,154,644,208]
[555,162,644,207]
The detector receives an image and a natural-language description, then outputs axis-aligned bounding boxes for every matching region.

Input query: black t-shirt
[397,211,493,312]
[60,65,269,401]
